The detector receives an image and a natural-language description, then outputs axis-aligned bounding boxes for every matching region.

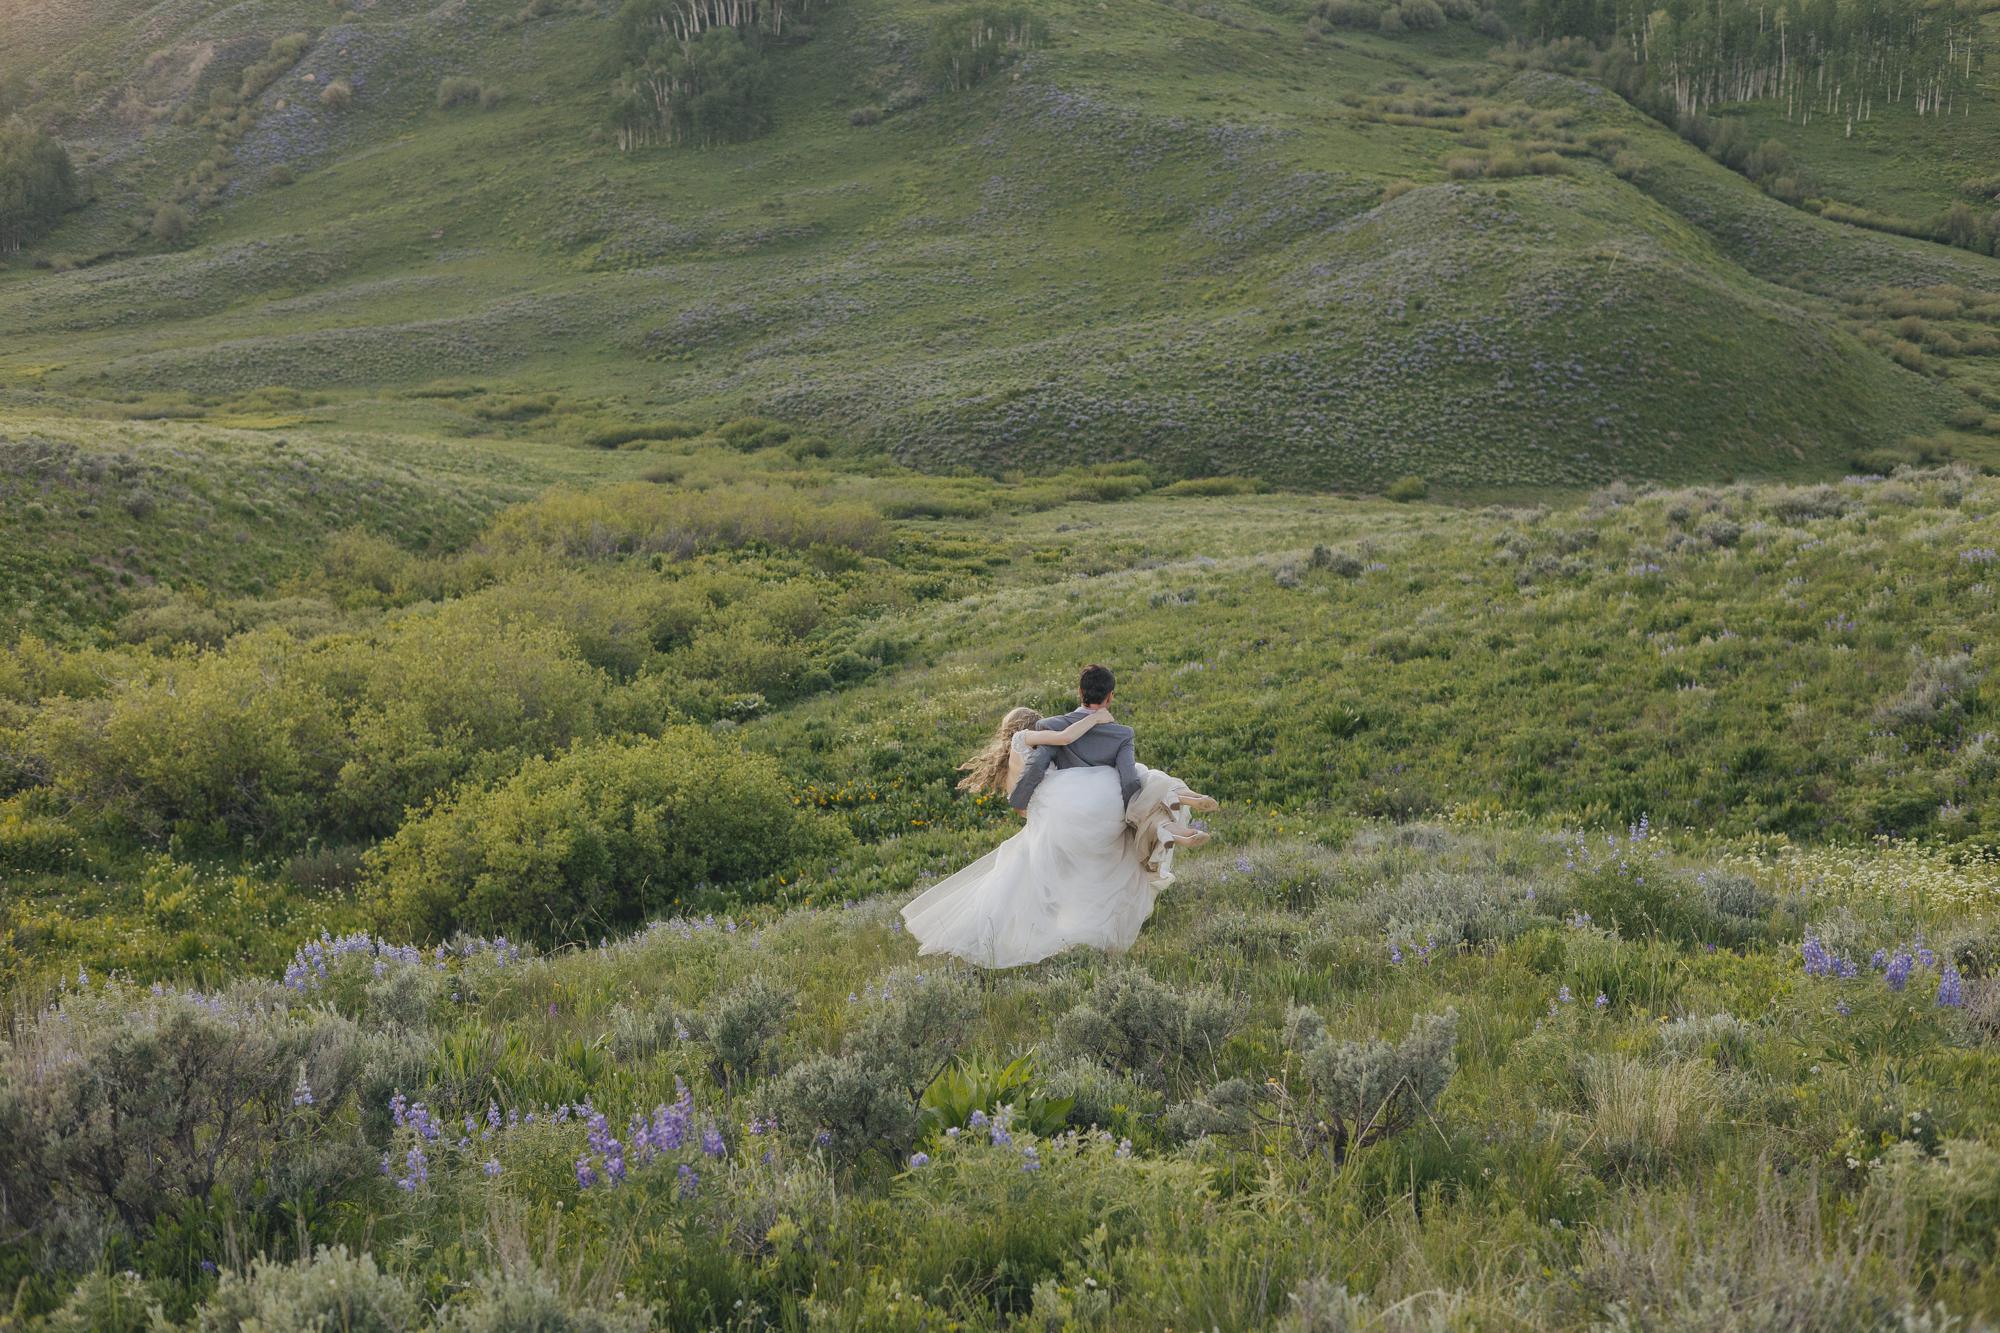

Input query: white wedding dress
[902,735,1163,969]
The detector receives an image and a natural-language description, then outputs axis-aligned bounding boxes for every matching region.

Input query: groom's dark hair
[1078,664,1115,705]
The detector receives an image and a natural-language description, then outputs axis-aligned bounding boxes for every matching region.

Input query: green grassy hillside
[4,0,1999,488]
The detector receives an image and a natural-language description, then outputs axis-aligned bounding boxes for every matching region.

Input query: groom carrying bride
[1009,664,1214,875]
[902,664,1216,969]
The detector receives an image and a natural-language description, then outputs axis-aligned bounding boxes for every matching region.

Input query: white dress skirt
[901,758,1165,969]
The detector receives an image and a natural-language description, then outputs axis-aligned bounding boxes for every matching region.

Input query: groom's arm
[1115,734,1140,807]
[1010,742,1057,811]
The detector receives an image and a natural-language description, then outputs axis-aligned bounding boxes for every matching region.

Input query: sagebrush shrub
[1052,969,1237,1087]
[693,974,794,1087]
[760,1051,924,1164]
[442,1267,649,1331]
[1286,1008,1457,1161]
[45,1271,168,1333]
[199,1247,417,1332]
[848,968,980,1091]
[0,986,368,1251]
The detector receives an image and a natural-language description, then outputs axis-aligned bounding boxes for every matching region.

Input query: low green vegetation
[6,820,2000,1326]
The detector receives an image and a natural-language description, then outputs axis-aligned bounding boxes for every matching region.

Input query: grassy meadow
[1,426,1998,1327]
[5,0,2000,1324]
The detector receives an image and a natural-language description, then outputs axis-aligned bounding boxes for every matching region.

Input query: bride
[901,705,1214,969]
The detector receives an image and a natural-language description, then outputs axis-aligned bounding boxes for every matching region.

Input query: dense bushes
[926,6,1046,91]
[29,615,611,850]
[0,119,79,253]
[367,730,848,942]
[0,985,378,1261]
[480,482,885,560]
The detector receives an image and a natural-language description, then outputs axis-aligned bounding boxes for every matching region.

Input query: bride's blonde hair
[958,706,1041,795]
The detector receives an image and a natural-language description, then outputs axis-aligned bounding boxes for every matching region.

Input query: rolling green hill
[4,0,1999,488]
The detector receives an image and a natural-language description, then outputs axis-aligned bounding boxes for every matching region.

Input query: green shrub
[200,1247,418,1332]
[0,120,80,253]
[0,796,78,873]
[319,79,353,110]
[483,483,886,560]
[317,606,612,838]
[1284,1006,1456,1161]
[689,974,794,1087]
[367,729,849,942]
[437,76,486,109]
[1315,0,1383,27]
[45,1271,170,1333]
[1385,474,1428,501]
[150,201,191,244]
[0,987,369,1249]
[1052,969,1237,1088]
[32,631,345,849]
[441,1269,649,1332]
[584,419,703,449]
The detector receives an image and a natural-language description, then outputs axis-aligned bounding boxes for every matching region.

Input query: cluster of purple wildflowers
[627,914,742,950]
[1805,937,1966,1008]
[282,930,524,993]
[1960,548,1996,564]
[1561,817,1661,884]
[573,1080,731,1193]
[1387,936,1438,966]
[1801,934,1860,979]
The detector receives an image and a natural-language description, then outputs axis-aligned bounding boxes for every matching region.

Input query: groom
[1009,663,1141,816]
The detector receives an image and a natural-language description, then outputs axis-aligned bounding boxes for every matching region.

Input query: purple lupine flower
[1886,951,1914,993]
[199,1259,218,1276]
[1021,1146,1041,1171]
[1558,986,1574,1005]
[814,1129,833,1148]
[1235,855,1254,874]
[990,1123,1012,1146]
[677,1163,698,1199]
[968,1110,988,1129]
[1389,944,1404,965]
[483,1158,502,1177]
[487,1102,502,1130]
[1870,949,1888,970]
[604,1153,626,1185]
[701,1125,726,1158]
[1802,935,1832,977]
[575,1156,597,1190]
[1937,966,1965,1008]
[909,1152,930,1168]
[1836,1000,1851,1017]
[389,1092,408,1126]
[1594,993,1608,1009]
[292,1073,314,1107]
[397,1145,428,1192]
[1116,1138,1133,1159]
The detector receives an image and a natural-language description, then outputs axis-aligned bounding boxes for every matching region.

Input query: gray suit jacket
[1009,708,1140,811]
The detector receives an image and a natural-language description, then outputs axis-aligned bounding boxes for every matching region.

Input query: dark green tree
[0,119,80,253]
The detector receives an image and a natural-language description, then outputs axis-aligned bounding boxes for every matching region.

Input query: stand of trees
[609,0,821,149]
[1526,0,1983,131]
[0,120,79,254]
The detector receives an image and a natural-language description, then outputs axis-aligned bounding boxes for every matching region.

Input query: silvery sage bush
[198,1246,418,1332]
[0,983,373,1256]
[1283,1006,1458,1161]
[759,967,976,1164]
[1051,968,1238,1089]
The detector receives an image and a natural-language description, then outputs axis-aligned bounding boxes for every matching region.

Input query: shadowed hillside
[3,0,1999,487]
